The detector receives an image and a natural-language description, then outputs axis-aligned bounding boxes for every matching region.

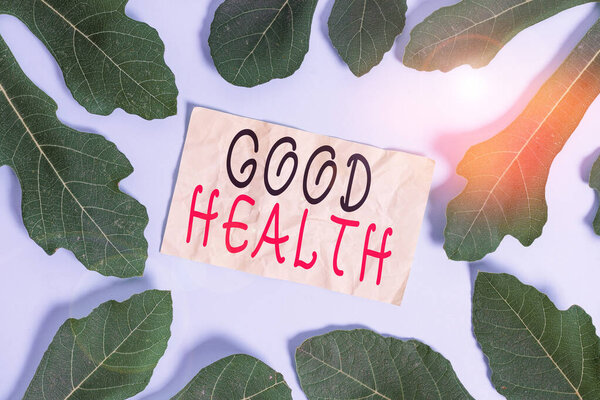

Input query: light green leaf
[444,19,600,261]
[589,155,600,235]
[24,290,173,400]
[0,0,178,119]
[0,36,148,277]
[473,272,600,399]
[404,0,594,72]
[295,329,473,400]
[208,0,318,87]
[172,354,292,400]
[328,0,407,76]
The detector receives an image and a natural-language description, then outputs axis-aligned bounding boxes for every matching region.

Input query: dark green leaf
[295,329,473,400]
[404,0,594,72]
[328,0,407,76]
[0,36,148,277]
[444,19,600,261]
[24,290,173,400]
[473,272,600,399]
[209,0,318,87]
[589,155,600,235]
[172,354,292,400]
[0,0,178,119]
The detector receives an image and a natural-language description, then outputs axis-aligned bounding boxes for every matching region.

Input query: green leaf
[589,155,600,235]
[172,354,292,400]
[295,329,473,400]
[444,19,600,261]
[473,272,600,399]
[328,0,407,77]
[0,0,178,119]
[404,0,594,72]
[208,0,318,87]
[24,290,173,400]
[0,36,148,278]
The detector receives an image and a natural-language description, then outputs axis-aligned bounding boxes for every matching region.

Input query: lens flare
[454,72,488,102]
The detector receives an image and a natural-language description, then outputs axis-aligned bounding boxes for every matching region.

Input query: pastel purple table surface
[1,1,599,399]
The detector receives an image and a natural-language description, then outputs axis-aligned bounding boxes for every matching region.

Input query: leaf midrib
[484,275,583,399]
[298,347,393,400]
[0,83,138,274]
[243,380,285,399]
[357,0,367,71]
[211,355,235,399]
[37,0,172,112]
[231,0,290,83]
[450,41,600,257]
[63,293,169,399]
[408,0,532,59]
[411,343,443,399]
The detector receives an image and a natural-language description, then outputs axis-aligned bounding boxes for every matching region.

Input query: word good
[162,107,434,305]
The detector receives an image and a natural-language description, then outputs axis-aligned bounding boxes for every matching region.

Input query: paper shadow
[140,335,253,399]
[426,8,600,244]
[5,277,152,400]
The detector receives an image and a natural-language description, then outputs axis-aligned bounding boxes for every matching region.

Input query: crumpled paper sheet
[161,107,434,305]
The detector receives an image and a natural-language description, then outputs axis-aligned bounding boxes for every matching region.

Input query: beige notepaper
[161,107,434,305]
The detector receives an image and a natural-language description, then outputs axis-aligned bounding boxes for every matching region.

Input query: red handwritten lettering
[251,203,289,263]
[223,194,255,253]
[360,224,393,285]
[186,185,219,247]
[294,208,317,269]
[330,215,360,277]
